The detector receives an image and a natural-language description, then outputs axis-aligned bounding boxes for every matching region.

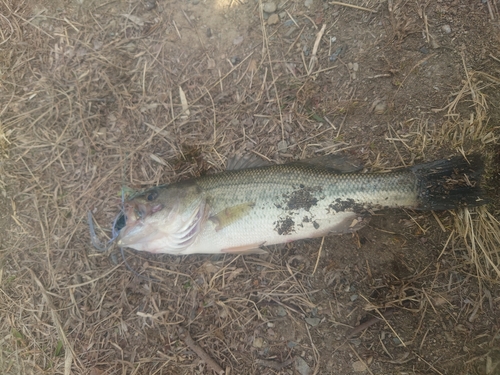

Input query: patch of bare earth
[1,0,500,374]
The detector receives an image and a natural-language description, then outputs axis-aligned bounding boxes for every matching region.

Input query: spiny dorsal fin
[226,153,272,170]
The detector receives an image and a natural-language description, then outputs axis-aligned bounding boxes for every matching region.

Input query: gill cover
[116,183,208,254]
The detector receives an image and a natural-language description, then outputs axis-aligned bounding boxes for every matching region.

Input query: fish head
[116,183,207,253]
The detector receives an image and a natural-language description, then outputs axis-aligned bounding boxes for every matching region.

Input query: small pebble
[262,1,277,13]
[267,13,280,25]
[352,360,367,372]
[330,36,337,43]
[277,306,287,316]
[419,46,429,54]
[277,140,288,152]
[295,357,311,375]
[279,11,286,19]
[305,317,321,327]
[144,0,156,10]
[192,0,200,4]
[304,0,313,9]
[352,62,359,72]
[350,294,358,302]
[329,46,344,61]
[442,24,451,34]
[374,101,387,115]
[253,337,264,348]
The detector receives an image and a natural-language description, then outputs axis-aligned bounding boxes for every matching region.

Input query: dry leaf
[179,86,190,118]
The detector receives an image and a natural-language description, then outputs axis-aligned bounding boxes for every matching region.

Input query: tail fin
[413,155,487,210]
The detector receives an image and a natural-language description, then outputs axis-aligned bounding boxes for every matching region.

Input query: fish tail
[412,154,487,210]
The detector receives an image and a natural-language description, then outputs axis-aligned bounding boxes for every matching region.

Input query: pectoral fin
[221,242,267,254]
[209,202,255,231]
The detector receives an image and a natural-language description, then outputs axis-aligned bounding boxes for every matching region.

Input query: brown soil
[1,0,500,374]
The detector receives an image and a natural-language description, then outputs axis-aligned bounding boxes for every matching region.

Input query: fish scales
[115,155,485,255]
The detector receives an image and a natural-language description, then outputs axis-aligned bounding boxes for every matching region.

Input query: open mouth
[112,211,127,238]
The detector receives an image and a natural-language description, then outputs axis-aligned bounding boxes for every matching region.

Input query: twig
[172,20,181,39]
[437,231,454,261]
[345,308,396,338]
[308,24,326,75]
[256,357,295,370]
[302,14,318,29]
[178,327,224,375]
[312,237,325,275]
[431,211,446,232]
[359,295,406,348]
[30,270,80,374]
[348,343,375,375]
[489,54,500,64]
[329,1,377,13]
[486,0,495,20]
[258,0,285,140]
[461,53,476,100]
[305,323,321,375]
[413,352,444,375]
[285,9,299,27]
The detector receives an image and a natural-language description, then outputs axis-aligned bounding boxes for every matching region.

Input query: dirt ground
[1,0,500,374]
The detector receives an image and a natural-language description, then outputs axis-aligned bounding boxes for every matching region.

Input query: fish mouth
[112,212,127,238]
[115,204,143,245]
[114,203,165,250]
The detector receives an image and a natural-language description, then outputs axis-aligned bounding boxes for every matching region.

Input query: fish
[115,154,486,255]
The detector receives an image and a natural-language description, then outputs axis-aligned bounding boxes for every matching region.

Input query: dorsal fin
[226,153,272,170]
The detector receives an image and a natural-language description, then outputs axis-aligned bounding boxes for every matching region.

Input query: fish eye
[147,190,158,201]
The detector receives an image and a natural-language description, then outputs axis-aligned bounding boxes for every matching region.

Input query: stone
[262,2,277,13]
[267,13,280,25]
[253,337,264,348]
[305,317,321,327]
[352,360,367,372]
[296,357,311,375]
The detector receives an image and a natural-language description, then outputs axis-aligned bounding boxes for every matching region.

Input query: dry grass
[1,0,499,374]
[438,70,500,281]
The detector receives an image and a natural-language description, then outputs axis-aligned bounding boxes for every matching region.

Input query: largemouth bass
[116,154,485,254]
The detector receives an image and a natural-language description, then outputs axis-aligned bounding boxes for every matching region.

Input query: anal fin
[221,242,267,254]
